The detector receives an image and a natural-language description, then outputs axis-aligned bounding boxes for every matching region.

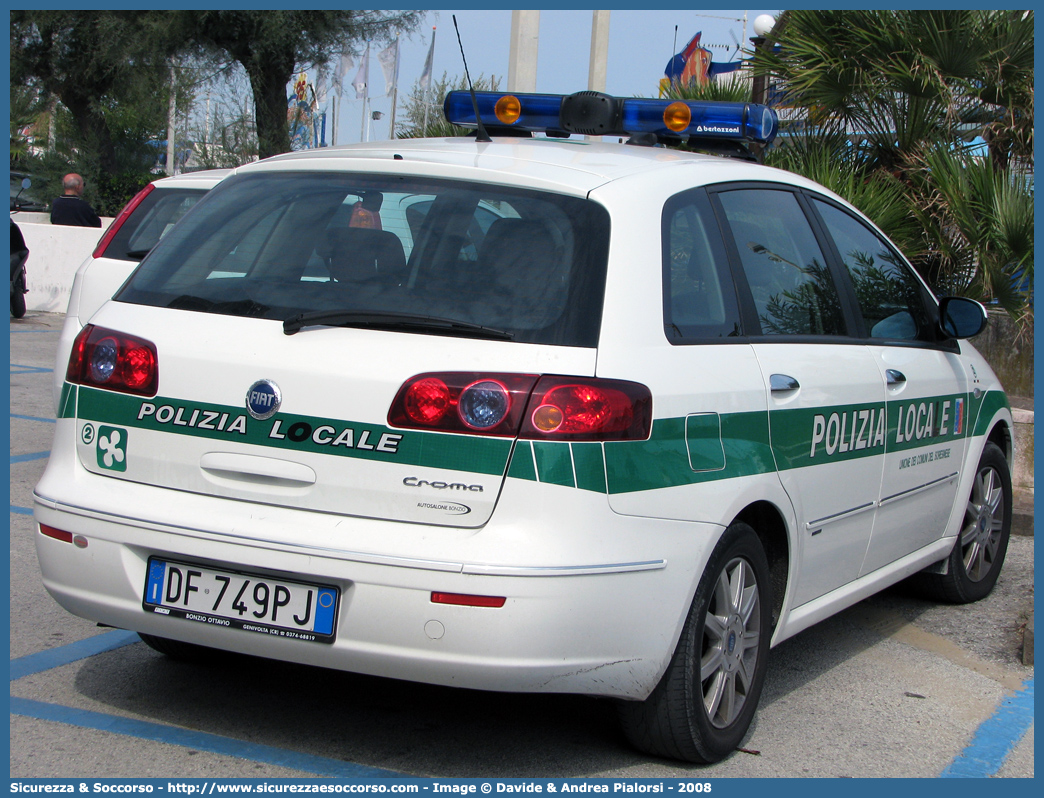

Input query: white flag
[378,40,399,97]
[314,71,328,104]
[332,52,353,94]
[352,44,369,100]
[419,28,436,90]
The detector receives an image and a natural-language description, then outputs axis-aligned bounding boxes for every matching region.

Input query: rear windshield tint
[101,187,209,261]
[118,172,611,347]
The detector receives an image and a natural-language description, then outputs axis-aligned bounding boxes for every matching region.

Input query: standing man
[50,173,101,227]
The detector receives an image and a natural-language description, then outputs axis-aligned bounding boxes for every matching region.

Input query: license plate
[143,558,338,643]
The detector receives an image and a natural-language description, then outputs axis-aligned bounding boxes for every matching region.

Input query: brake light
[92,182,155,259]
[389,373,538,435]
[67,324,159,396]
[520,376,652,441]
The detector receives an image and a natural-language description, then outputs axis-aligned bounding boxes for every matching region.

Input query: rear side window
[717,189,846,336]
[118,172,611,347]
[812,199,933,341]
[101,188,208,262]
[662,189,741,340]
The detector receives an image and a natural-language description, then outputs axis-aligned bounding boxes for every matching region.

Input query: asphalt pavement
[9,310,1035,779]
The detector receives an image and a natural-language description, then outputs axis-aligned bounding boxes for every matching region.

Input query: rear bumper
[34,439,722,699]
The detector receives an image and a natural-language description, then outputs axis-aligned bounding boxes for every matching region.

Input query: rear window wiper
[283,310,514,340]
[168,295,271,317]
[125,248,152,260]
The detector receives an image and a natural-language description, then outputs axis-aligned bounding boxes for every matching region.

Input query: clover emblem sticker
[96,426,128,472]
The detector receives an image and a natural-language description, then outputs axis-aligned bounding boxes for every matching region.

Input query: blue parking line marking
[11,450,50,463]
[10,505,33,516]
[10,363,54,374]
[11,630,142,681]
[11,413,56,424]
[10,697,407,778]
[940,679,1034,777]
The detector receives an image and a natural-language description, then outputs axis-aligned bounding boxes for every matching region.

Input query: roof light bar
[444,90,778,145]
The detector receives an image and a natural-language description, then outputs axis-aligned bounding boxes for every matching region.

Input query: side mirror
[20,177,31,191]
[938,296,987,339]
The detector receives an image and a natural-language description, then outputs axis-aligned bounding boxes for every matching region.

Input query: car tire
[11,280,26,318]
[618,522,771,763]
[918,442,1012,604]
[138,632,222,663]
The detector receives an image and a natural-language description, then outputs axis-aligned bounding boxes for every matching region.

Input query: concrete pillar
[508,10,540,92]
[588,11,611,92]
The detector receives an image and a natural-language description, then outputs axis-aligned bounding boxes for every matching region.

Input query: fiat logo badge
[246,379,282,421]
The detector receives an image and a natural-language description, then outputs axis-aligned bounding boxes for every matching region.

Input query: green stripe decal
[972,390,1010,437]
[70,384,1004,493]
[533,441,575,487]
[572,442,608,493]
[605,412,775,494]
[507,441,537,482]
[58,383,77,420]
[75,387,511,475]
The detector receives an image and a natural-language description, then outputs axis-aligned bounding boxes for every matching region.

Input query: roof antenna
[452,14,492,143]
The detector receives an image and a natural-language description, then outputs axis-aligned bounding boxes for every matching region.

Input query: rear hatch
[65,166,614,528]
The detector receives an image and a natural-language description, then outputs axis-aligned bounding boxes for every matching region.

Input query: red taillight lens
[92,182,155,259]
[520,377,652,441]
[404,377,452,425]
[67,324,159,396]
[389,373,539,435]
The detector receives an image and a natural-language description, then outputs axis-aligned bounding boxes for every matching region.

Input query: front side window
[118,173,611,347]
[812,199,932,341]
[717,189,846,336]
[662,190,741,340]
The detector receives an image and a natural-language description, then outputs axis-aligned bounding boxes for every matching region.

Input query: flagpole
[388,39,399,140]
[331,96,337,146]
[421,27,436,135]
[358,42,370,142]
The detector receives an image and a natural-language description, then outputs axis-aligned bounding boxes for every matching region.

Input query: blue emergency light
[443,90,778,146]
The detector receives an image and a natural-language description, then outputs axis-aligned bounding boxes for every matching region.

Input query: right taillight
[91,181,155,259]
[520,376,652,441]
[389,372,651,441]
[67,324,159,397]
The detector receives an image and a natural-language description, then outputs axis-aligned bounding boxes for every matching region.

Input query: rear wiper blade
[168,295,270,317]
[283,309,514,340]
[125,248,152,260]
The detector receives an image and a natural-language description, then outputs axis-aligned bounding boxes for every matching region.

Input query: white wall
[12,213,114,314]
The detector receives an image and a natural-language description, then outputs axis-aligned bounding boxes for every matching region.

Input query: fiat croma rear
[35,91,1013,764]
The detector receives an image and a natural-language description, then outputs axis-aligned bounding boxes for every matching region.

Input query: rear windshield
[102,186,209,261]
[118,172,611,347]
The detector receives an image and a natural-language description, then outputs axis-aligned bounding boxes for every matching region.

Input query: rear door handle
[886,369,906,387]
[770,373,800,393]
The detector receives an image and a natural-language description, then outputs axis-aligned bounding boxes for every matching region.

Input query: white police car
[53,169,231,411]
[34,92,1013,764]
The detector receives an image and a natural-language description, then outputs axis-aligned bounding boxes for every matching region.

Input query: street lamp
[750,14,775,107]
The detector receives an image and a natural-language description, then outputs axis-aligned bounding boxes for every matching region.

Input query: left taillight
[66,324,159,396]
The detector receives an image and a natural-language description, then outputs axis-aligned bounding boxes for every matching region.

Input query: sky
[310,9,781,146]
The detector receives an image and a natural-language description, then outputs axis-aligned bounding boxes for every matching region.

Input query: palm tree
[910,145,1034,321]
[757,9,1033,320]
[395,72,501,138]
